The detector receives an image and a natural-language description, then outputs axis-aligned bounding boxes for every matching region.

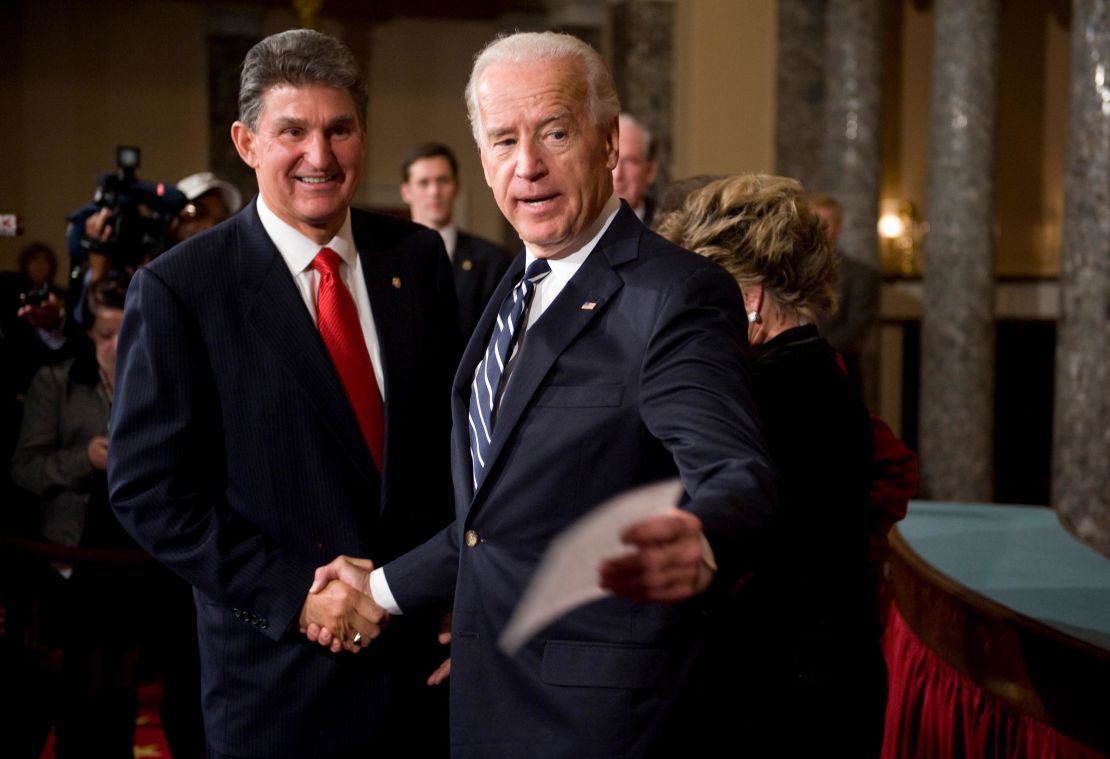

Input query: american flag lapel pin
[581,301,597,311]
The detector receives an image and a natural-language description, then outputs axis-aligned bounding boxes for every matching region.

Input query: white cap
[176,172,243,214]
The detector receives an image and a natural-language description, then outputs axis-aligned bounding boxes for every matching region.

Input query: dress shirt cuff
[370,566,403,615]
[700,533,719,573]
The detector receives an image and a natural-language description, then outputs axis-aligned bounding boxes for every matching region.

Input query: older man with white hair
[312,30,777,758]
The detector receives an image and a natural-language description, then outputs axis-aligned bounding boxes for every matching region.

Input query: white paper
[498,478,685,655]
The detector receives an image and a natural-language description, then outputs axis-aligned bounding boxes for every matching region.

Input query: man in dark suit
[311,31,778,758]
[107,29,457,758]
[400,142,513,340]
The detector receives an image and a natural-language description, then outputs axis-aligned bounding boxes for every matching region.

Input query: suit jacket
[451,230,513,341]
[386,203,778,758]
[107,198,459,758]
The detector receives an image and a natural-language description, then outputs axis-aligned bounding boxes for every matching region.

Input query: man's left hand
[598,509,714,604]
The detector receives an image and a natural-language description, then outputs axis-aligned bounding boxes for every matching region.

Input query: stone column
[822,0,883,407]
[918,0,999,501]
[610,0,674,189]
[1053,0,1110,555]
[776,0,826,191]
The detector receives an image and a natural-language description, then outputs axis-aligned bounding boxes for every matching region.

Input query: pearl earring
[747,311,761,324]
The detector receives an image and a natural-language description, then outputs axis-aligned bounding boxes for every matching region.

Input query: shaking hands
[299,556,385,654]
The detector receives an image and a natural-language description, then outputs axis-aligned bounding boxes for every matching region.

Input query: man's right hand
[299,573,387,655]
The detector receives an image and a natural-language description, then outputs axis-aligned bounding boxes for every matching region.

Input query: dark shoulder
[143,211,240,284]
[457,230,513,260]
[352,208,442,253]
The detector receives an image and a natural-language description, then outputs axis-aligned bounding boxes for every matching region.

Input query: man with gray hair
[312,30,777,757]
[108,28,457,757]
[613,112,659,226]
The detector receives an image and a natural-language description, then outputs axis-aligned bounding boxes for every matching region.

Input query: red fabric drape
[882,607,1107,759]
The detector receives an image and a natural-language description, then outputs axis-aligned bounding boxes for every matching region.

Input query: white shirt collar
[523,194,621,276]
[438,224,458,259]
[256,194,358,275]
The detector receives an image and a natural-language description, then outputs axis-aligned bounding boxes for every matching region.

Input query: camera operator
[66,147,186,330]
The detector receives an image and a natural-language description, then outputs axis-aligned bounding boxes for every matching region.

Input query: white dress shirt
[256,196,385,400]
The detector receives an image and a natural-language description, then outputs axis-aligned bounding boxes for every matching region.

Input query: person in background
[612,113,659,227]
[400,142,512,340]
[810,192,880,399]
[170,171,243,245]
[11,274,148,757]
[660,174,886,757]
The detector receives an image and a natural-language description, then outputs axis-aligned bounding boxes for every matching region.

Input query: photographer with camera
[65,146,187,331]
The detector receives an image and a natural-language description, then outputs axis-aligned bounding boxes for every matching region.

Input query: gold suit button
[464,530,480,548]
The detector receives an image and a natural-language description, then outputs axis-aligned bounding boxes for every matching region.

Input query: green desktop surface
[898,500,1110,650]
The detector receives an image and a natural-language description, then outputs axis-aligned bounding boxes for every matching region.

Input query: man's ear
[604,116,619,171]
[231,121,258,168]
[400,182,413,205]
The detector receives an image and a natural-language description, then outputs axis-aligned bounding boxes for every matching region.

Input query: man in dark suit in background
[400,142,513,340]
[312,31,778,758]
[107,29,457,758]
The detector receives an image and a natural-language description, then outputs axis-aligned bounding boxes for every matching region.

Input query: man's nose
[514,141,546,181]
[305,131,333,166]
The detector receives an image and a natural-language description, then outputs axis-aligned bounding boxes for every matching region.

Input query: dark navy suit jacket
[451,230,512,341]
[108,198,459,757]
[386,203,778,758]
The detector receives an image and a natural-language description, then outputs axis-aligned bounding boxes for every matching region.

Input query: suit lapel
[352,212,412,502]
[238,200,372,473]
[464,204,643,505]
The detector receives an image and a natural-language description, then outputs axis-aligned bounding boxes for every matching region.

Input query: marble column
[776,0,826,191]
[822,0,883,407]
[1053,0,1110,556]
[610,0,674,189]
[918,0,999,501]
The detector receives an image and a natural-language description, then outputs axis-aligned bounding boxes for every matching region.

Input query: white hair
[464,31,620,145]
[618,113,655,160]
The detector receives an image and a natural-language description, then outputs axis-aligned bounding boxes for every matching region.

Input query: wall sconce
[878,200,924,276]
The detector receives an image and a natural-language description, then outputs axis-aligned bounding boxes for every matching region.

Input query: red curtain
[882,607,1107,759]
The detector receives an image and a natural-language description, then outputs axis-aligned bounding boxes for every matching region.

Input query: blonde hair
[658,174,838,322]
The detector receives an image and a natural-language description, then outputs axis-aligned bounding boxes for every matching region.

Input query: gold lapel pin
[461,259,474,271]
[391,277,402,289]
[581,301,597,310]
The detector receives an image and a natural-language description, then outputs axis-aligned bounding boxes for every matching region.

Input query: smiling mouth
[297,174,340,185]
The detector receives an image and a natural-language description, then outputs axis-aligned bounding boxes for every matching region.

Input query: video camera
[67,146,187,272]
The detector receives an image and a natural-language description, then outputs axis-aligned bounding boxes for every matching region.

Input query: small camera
[19,283,51,308]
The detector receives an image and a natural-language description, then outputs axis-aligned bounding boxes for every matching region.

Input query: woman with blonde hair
[660,174,885,756]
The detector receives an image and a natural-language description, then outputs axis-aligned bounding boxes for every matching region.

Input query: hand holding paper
[499,478,706,655]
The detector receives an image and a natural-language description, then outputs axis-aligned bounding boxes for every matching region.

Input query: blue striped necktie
[468,259,552,489]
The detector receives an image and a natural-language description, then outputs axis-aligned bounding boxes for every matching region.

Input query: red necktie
[312,247,385,471]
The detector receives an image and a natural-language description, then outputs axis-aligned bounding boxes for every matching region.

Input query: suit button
[464,530,480,548]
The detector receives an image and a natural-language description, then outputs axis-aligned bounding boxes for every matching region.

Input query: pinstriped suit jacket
[108,198,459,757]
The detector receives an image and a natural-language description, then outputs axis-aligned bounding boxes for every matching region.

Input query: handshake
[296,556,453,685]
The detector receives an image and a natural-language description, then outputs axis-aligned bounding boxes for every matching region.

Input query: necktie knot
[312,246,343,277]
[524,259,551,286]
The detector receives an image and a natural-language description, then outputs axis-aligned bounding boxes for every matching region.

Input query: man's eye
[548,130,567,141]
[284,128,304,138]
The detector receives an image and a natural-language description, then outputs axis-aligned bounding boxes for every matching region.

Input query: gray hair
[618,113,655,160]
[238,29,368,131]
[464,32,620,145]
